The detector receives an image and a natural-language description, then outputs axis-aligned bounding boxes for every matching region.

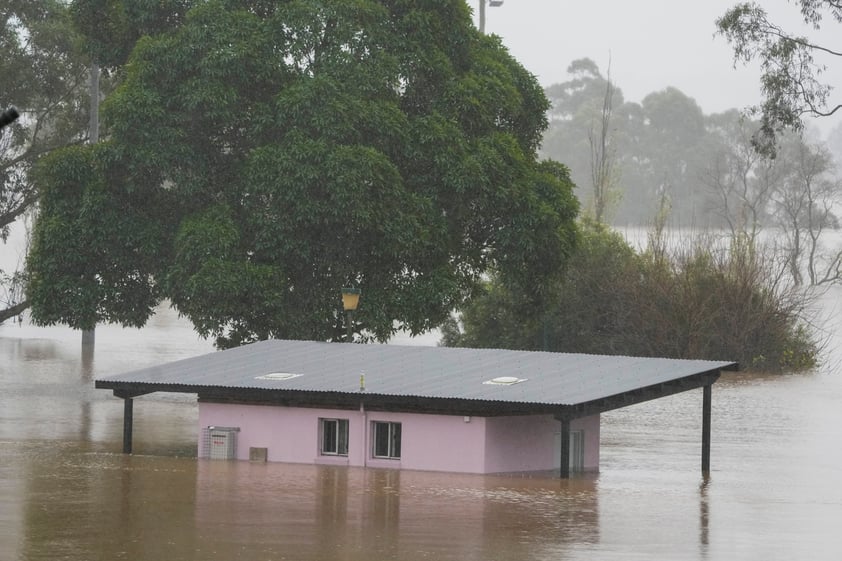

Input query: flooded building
[95,340,736,477]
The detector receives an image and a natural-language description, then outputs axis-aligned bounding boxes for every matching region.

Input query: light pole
[341,287,361,342]
[478,0,504,34]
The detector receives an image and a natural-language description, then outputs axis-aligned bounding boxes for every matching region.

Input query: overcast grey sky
[474,0,841,136]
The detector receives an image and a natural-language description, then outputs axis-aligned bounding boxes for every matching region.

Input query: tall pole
[702,383,713,474]
[479,1,504,34]
[82,62,100,348]
[122,396,133,454]
[346,309,353,343]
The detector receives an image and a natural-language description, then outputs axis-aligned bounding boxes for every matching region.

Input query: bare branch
[0,299,29,324]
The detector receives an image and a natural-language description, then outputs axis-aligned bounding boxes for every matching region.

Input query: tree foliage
[770,131,842,285]
[443,220,819,373]
[442,220,641,353]
[70,0,191,68]
[543,59,626,222]
[717,1,842,156]
[0,1,90,322]
[702,109,842,286]
[28,143,166,330]
[543,60,716,227]
[702,109,777,241]
[542,56,842,255]
[28,0,579,348]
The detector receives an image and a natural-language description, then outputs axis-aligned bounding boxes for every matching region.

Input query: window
[320,418,349,456]
[372,421,401,459]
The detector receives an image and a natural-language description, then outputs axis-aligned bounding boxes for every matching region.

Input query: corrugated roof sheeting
[97,340,736,406]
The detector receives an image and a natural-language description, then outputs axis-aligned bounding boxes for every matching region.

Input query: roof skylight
[483,376,527,386]
[255,372,301,381]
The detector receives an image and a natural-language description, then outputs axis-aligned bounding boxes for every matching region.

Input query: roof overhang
[96,362,731,419]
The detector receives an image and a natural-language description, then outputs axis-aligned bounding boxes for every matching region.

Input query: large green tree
[0,1,90,322]
[717,1,842,156]
[28,0,579,347]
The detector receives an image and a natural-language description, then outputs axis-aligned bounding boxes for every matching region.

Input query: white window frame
[371,421,401,459]
[319,418,349,456]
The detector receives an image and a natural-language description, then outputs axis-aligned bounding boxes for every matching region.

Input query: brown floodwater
[1,289,841,561]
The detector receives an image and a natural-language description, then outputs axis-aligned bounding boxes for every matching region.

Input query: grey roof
[96,339,737,407]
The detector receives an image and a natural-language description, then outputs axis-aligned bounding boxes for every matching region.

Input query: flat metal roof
[96,340,737,415]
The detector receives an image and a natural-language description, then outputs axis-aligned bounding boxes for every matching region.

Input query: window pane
[373,422,389,457]
[391,423,401,458]
[322,419,337,454]
[338,419,349,455]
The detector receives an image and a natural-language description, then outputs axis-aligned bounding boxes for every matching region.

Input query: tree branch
[761,23,842,57]
[0,299,29,324]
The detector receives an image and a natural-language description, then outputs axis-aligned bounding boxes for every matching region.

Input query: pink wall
[198,403,600,474]
[198,403,488,473]
[200,403,326,464]
[360,411,487,473]
[471,414,599,473]
[484,415,559,473]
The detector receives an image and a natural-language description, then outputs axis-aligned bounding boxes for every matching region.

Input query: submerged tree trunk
[82,62,100,347]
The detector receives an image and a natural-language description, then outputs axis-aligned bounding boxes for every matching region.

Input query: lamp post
[341,287,361,342]
[478,0,504,34]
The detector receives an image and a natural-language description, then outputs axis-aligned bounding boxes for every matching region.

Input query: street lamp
[478,0,503,34]
[341,287,361,342]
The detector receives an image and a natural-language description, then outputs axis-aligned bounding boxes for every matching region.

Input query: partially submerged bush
[442,222,819,373]
[632,231,818,372]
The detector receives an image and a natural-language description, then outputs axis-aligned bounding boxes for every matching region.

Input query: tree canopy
[70,0,191,68]
[541,56,842,246]
[27,0,579,348]
[542,60,714,226]
[0,1,90,322]
[717,1,842,156]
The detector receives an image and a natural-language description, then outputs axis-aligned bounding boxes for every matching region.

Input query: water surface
[1,292,840,561]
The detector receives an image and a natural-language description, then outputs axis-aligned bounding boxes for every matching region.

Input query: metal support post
[123,397,134,454]
[701,383,712,474]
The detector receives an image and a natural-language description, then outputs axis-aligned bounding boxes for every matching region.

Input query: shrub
[443,222,819,373]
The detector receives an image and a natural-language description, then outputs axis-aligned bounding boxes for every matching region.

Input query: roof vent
[483,376,527,386]
[256,372,301,381]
